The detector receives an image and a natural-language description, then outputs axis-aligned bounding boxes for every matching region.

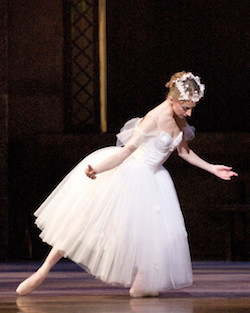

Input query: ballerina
[16,71,238,297]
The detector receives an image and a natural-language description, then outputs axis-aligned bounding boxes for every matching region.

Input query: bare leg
[16,247,63,296]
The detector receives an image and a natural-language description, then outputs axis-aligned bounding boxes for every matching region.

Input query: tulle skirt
[34,146,193,292]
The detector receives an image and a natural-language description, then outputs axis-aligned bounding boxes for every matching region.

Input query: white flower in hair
[173,72,205,102]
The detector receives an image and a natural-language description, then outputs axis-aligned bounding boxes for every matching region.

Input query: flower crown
[173,72,205,102]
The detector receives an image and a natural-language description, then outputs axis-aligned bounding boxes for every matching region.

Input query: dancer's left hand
[211,165,238,180]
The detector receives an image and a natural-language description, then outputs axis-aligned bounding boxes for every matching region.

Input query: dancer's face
[172,100,197,118]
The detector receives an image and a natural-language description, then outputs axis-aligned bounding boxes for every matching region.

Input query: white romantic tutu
[34,118,193,293]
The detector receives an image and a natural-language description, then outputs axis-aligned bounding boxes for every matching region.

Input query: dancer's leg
[129,270,159,297]
[16,247,63,296]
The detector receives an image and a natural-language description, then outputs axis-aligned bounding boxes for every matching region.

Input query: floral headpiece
[173,72,205,102]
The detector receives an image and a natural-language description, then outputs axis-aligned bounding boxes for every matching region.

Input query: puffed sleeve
[116,117,155,149]
[183,122,195,141]
[116,118,142,147]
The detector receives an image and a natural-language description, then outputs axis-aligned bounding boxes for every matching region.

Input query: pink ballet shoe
[16,272,46,296]
[129,288,159,298]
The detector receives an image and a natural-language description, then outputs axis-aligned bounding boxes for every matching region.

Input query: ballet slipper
[129,287,159,298]
[16,249,62,296]
[129,270,159,297]
[16,271,47,296]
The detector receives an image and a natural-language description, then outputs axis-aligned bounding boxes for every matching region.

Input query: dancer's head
[165,71,205,118]
[165,71,205,103]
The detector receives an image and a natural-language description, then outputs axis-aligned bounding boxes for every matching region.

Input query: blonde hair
[165,71,203,102]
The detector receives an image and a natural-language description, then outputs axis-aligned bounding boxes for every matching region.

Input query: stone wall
[7,0,64,259]
[8,0,64,141]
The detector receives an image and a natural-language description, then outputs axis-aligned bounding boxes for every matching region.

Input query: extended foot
[129,288,159,298]
[16,272,47,296]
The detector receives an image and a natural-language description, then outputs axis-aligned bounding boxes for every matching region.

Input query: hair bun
[165,71,186,90]
[165,71,205,102]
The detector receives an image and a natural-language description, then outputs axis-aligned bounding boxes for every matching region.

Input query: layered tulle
[34,145,193,292]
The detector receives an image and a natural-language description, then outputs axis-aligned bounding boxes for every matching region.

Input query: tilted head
[165,71,205,103]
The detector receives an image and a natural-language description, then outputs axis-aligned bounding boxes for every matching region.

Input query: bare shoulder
[138,114,159,134]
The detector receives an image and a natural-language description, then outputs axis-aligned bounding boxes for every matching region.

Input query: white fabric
[34,117,194,293]
[116,117,156,149]
[183,123,195,141]
[116,117,142,147]
[116,117,195,146]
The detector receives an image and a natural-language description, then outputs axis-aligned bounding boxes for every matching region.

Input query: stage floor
[0,261,249,312]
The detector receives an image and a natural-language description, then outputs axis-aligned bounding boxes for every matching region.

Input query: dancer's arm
[177,139,238,180]
[85,146,135,179]
[85,117,157,179]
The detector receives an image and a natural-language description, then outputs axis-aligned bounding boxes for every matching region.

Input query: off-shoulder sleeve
[116,117,156,149]
[116,118,142,147]
[183,122,195,141]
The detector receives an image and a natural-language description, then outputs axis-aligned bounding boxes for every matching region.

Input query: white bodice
[132,131,183,170]
[116,117,194,171]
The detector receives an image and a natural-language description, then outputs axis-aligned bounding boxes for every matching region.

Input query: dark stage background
[0,1,249,261]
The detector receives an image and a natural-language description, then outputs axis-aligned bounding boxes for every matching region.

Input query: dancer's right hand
[85,165,97,179]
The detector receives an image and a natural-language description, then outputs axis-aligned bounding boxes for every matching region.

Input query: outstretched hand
[85,165,97,180]
[211,165,238,180]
